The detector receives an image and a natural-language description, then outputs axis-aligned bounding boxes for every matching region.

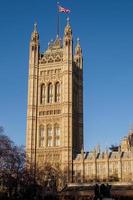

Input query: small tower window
[48,83,53,103]
[40,84,46,104]
[54,124,60,146]
[47,125,52,147]
[39,125,44,147]
[55,82,61,103]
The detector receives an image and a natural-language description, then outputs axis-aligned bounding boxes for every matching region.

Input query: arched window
[55,82,61,103]
[54,124,60,146]
[47,125,52,147]
[40,84,46,104]
[48,83,53,103]
[39,125,44,147]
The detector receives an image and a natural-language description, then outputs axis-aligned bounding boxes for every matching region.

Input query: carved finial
[67,17,70,25]
[77,37,80,45]
[34,22,37,32]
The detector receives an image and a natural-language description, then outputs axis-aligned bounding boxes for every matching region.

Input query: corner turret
[29,22,40,66]
[63,17,73,64]
[31,22,39,44]
[26,23,40,164]
[64,17,72,45]
[74,38,83,69]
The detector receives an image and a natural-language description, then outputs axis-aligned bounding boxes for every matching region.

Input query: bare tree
[0,128,67,199]
[0,128,26,198]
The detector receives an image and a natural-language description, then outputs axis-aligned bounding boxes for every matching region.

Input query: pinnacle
[34,22,37,32]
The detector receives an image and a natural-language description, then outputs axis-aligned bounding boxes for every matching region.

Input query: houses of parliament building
[26,18,133,183]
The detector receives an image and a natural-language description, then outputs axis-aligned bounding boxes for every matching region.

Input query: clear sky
[0,0,133,151]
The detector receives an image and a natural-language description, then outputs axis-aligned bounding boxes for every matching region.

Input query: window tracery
[40,84,46,104]
[54,124,60,146]
[48,83,53,103]
[55,82,61,103]
[39,125,44,147]
[47,125,52,147]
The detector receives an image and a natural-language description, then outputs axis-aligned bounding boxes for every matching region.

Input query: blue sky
[0,0,133,151]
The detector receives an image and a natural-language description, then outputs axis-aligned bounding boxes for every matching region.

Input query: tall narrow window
[55,124,60,146]
[40,84,46,104]
[47,125,52,147]
[39,125,44,147]
[55,82,61,103]
[48,83,53,103]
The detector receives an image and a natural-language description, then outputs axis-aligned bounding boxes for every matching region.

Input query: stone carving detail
[39,110,61,116]
[39,51,63,64]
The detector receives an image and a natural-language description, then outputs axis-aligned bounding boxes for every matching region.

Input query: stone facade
[26,19,133,183]
[26,19,83,181]
[73,132,133,183]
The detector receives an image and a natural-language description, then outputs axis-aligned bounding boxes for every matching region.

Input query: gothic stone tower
[26,18,83,181]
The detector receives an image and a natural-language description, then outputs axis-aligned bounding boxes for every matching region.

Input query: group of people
[94,183,112,200]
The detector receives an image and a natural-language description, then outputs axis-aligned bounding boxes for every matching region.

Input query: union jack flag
[58,6,71,13]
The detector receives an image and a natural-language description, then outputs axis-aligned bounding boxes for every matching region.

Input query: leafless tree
[0,127,67,199]
[0,128,25,198]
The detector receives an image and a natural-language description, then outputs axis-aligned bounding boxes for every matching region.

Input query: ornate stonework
[26,19,133,183]
[26,18,83,181]
[73,132,133,183]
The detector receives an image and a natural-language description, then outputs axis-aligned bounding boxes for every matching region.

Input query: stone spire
[34,22,37,32]
[74,37,83,68]
[63,17,73,61]
[75,38,82,55]
[64,17,72,34]
[29,22,40,65]
[31,22,39,42]
[63,17,72,46]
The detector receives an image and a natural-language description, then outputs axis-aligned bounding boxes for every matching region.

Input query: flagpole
[57,1,60,37]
